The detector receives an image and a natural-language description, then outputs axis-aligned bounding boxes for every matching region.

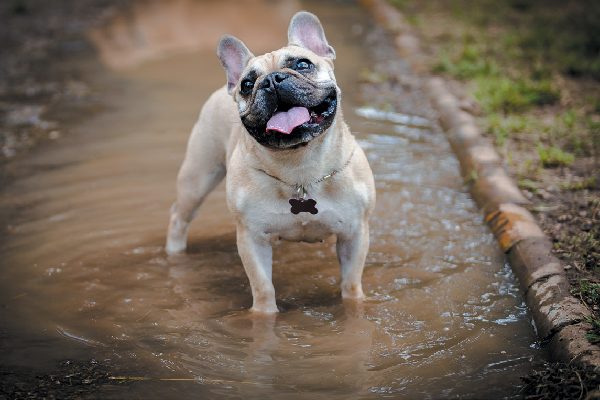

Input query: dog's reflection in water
[165,248,373,390]
[222,302,374,390]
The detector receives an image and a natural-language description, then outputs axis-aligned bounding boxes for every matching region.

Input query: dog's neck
[242,113,355,188]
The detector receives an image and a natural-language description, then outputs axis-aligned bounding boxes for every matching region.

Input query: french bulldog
[166,11,375,313]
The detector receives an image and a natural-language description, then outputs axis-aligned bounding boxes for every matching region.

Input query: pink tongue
[266,107,310,134]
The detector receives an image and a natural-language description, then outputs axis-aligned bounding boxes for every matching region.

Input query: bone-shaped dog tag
[289,198,318,214]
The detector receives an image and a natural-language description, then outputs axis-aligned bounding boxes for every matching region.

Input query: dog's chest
[268,205,346,243]
[248,189,358,243]
[226,149,370,243]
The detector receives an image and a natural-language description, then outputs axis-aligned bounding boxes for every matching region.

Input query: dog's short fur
[166,11,375,313]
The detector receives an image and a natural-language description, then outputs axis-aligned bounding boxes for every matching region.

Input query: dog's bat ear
[217,35,254,94]
[288,11,335,60]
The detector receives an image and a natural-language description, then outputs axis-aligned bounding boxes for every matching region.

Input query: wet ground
[0,0,546,398]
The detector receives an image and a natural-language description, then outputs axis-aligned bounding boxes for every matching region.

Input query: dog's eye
[240,79,255,95]
[294,59,314,71]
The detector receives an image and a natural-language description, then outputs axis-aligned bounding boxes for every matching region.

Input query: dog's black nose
[273,72,287,83]
[260,72,289,91]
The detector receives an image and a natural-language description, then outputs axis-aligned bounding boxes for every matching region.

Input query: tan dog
[166,11,375,313]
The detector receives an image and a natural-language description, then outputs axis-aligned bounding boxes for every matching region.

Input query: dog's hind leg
[166,165,225,254]
[166,124,227,254]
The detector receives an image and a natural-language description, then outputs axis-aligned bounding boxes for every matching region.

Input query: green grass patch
[590,119,600,152]
[433,45,498,80]
[513,1,600,80]
[420,0,600,80]
[565,231,600,270]
[572,280,600,305]
[474,76,559,113]
[536,144,575,167]
[391,0,598,170]
[561,109,577,129]
[518,178,539,192]
[572,281,600,345]
[358,68,388,84]
[561,176,597,191]
[559,197,599,270]
[387,0,408,9]
[485,113,532,146]
[586,316,600,344]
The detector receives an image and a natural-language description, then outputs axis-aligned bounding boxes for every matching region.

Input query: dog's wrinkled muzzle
[241,76,338,149]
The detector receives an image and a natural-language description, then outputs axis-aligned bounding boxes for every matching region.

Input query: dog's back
[184,86,238,166]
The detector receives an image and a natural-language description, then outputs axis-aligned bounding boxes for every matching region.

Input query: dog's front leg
[336,221,369,299]
[236,225,278,313]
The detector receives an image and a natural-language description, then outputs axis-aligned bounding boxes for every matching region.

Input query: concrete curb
[360,0,599,367]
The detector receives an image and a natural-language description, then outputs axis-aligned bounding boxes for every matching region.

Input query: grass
[433,42,560,114]
[475,77,559,113]
[561,176,597,191]
[486,114,530,146]
[536,145,575,167]
[571,279,600,344]
[391,0,599,173]
[572,280,600,305]
[558,196,599,271]
[518,178,540,192]
[571,280,600,344]
[512,1,600,80]
[358,68,389,84]
[433,32,579,169]
[461,1,599,80]
[586,316,600,344]
[564,231,600,270]
[433,45,498,79]
[474,75,560,113]
[521,362,600,399]
[559,198,599,271]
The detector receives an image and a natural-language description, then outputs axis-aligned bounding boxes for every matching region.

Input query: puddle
[355,106,431,127]
[0,0,545,398]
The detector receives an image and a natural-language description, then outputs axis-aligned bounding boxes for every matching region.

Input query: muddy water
[0,0,544,398]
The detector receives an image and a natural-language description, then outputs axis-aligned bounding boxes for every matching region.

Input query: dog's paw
[341,283,365,300]
[250,304,279,314]
[165,240,186,255]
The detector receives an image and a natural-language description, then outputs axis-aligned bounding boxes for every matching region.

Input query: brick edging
[360,0,599,366]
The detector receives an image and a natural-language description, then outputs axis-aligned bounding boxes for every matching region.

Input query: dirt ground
[0,0,128,168]
[0,359,124,400]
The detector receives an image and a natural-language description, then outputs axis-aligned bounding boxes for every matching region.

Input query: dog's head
[217,11,338,149]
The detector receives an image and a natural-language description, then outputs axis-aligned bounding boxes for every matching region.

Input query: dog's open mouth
[265,92,337,138]
[241,87,338,149]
